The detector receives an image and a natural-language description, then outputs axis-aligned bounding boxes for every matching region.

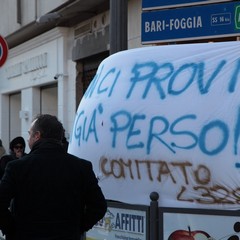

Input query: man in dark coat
[0,114,107,240]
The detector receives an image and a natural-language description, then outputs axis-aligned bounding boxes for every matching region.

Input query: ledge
[6,0,109,49]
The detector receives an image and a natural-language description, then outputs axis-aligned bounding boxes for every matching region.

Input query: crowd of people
[0,114,106,240]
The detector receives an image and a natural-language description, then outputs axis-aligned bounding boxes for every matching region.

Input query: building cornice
[6,0,109,49]
[8,27,70,58]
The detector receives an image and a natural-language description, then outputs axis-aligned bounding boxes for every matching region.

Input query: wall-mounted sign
[6,53,48,79]
[142,0,232,10]
[142,1,240,44]
[0,35,8,67]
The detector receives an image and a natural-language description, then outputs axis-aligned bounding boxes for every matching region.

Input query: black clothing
[62,137,69,153]
[0,154,13,180]
[0,153,27,180]
[0,139,107,240]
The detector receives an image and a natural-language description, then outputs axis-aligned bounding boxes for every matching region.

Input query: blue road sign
[141,1,240,44]
[142,0,232,10]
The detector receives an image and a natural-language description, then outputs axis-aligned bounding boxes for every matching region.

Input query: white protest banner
[68,41,240,209]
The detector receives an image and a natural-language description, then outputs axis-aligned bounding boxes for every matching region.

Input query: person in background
[62,128,69,152]
[0,136,27,180]
[0,114,107,240]
[0,140,6,158]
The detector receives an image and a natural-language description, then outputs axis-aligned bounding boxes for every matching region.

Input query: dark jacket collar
[30,139,63,154]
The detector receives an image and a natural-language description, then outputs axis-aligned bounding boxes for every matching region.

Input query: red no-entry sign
[0,35,8,67]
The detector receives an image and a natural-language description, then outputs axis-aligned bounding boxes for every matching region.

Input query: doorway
[40,83,58,116]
